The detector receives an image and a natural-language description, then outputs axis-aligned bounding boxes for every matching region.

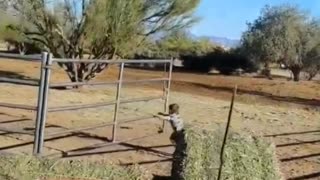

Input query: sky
[191,0,320,39]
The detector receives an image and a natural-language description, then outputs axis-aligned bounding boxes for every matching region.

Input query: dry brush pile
[182,126,282,180]
[0,155,144,180]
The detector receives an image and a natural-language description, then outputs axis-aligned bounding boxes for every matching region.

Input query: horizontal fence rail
[48,96,163,112]
[0,77,39,86]
[0,53,42,61]
[0,102,37,111]
[50,78,169,88]
[52,58,171,64]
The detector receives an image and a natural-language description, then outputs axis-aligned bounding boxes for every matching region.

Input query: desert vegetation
[0,1,319,180]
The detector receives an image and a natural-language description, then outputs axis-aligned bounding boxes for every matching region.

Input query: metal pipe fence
[0,52,173,156]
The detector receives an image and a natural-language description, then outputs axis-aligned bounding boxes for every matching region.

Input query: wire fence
[0,52,173,156]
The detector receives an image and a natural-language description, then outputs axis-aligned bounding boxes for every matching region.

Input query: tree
[158,31,216,57]
[240,5,320,81]
[0,9,26,53]
[1,0,200,82]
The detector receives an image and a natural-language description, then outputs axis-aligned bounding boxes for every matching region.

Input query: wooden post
[217,85,237,180]
[111,63,125,142]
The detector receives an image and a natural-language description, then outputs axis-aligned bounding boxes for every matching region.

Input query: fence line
[47,96,163,112]
[0,77,39,86]
[52,58,171,64]
[50,78,168,88]
[0,102,37,111]
[0,52,172,156]
[0,52,42,61]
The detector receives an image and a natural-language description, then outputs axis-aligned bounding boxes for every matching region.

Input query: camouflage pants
[171,130,187,180]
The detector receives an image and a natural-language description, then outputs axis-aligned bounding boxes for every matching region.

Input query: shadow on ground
[0,70,39,86]
[152,175,171,180]
[265,130,320,180]
[173,80,320,107]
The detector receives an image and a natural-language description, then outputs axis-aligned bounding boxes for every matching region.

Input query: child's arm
[158,112,169,116]
[154,112,170,121]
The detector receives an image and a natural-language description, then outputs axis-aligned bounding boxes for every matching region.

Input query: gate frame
[32,54,173,155]
[0,52,173,156]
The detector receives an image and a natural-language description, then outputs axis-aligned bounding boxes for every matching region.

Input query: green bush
[183,127,281,180]
[0,155,143,180]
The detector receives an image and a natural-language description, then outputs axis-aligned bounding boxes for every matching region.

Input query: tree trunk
[18,43,26,55]
[6,42,11,51]
[262,63,272,80]
[307,72,316,81]
[290,65,301,82]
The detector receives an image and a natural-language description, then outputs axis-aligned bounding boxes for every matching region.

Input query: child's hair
[169,103,179,114]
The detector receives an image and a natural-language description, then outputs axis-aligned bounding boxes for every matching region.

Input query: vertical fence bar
[111,62,125,142]
[34,53,53,155]
[162,60,167,99]
[217,85,237,180]
[161,58,173,131]
[33,52,48,155]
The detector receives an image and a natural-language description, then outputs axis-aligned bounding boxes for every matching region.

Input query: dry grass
[0,155,144,180]
[183,126,282,180]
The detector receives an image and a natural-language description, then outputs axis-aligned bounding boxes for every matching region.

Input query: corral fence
[0,52,173,156]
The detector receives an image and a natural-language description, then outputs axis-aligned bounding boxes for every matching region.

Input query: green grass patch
[183,126,281,180]
[0,155,144,180]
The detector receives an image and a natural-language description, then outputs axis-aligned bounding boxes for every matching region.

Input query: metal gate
[0,52,172,156]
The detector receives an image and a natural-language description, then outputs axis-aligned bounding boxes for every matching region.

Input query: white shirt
[168,114,184,132]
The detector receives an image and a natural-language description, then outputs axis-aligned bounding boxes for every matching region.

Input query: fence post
[111,62,125,142]
[161,58,173,131]
[33,52,48,155]
[217,85,237,180]
[33,53,53,155]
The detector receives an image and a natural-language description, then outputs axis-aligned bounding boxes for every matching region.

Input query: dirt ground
[0,59,320,179]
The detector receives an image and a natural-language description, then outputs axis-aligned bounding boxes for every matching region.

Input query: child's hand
[158,112,166,116]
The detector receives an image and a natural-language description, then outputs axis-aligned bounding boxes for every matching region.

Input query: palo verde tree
[241,5,320,81]
[1,0,200,82]
[157,31,216,57]
[133,30,216,60]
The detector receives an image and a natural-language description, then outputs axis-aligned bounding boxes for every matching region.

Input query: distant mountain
[190,33,240,49]
[208,36,240,49]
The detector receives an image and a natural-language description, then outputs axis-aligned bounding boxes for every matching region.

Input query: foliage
[183,126,281,180]
[158,31,216,57]
[0,155,143,180]
[134,31,216,59]
[0,9,28,53]
[182,47,258,74]
[1,0,200,82]
[240,4,320,81]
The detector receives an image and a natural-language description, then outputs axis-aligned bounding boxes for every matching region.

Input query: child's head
[169,103,179,115]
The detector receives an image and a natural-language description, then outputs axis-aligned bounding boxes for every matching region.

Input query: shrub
[182,50,259,74]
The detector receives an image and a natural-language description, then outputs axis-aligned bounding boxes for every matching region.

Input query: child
[156,103,186,180]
